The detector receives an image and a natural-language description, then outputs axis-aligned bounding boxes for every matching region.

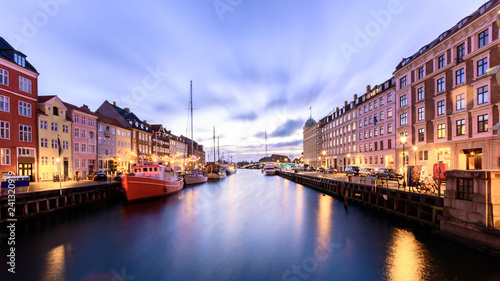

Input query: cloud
[269,140,302,148]
[232,111,258,121]
[270,119,303,137]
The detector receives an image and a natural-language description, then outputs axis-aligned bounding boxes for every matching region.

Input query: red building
[0,37,39,180]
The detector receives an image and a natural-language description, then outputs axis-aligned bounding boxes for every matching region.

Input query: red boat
[122,163,184,202]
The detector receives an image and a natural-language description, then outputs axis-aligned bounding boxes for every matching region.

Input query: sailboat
[184,81,208,185]
[206,127,226,180]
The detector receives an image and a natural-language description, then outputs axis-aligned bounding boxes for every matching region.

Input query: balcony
[104,130,111,138]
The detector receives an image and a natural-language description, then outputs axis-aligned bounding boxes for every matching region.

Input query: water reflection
[385,228,432,281]
[41,244,67,281]
[316,194,332,250]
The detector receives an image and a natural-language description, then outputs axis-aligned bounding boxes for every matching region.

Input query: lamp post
[400,134,407,189]
[56,157,62,195]
[413,146,417,166]
[347,153,351,165]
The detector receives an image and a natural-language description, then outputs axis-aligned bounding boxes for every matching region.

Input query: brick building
[0,37,39,180]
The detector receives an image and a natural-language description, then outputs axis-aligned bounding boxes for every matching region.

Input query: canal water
[1,170,499,281]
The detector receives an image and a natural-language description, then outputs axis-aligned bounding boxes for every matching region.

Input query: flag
[57,135,62,157]
[373,116,377,126]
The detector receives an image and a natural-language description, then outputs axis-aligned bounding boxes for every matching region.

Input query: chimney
[81,104,89,110]
[366,85,371,94]
[143,120,147,124]
[124,108,130,113]
[344,101,348,107]
[336,107,339,112]
[353,94,358,101]
[113,101,116,106]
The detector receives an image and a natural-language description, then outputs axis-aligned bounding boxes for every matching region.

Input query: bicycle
[414,176,437,194]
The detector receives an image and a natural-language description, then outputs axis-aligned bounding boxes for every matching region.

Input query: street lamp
[347,153,351,165]
[400,133,407,189]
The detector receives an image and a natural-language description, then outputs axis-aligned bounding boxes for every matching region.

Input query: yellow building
[37,96,73,181]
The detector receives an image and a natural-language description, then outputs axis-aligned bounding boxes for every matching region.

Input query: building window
[400,113,407,126]
[380,112,384,120]
[457,43,465,62]
[89,119,95,127]
[374,100,378,108]
[456,119,465,136]
[0,95,9,112]
[75,143,80,152]
[380,126,384,135]
[81,129,86,139]
[74,128,80,138]
[63,125,69,133]
[456,94,465,111]
[388,124,392,134]
[0,68,8,85]
[18,101,31,117]
[51,122,58,131]
[438,124,446,139]
[380,141,384,150]
[388,93,392,102]
[380,97,384,106]
[74,114,79,123]
[369,103,372,111]
[477,86,488,105]
[51,139,58,149]
[41,156,48,166]
[457,178,473,201]
[478,29,489,48]
[418,67,424,79]
[438,54,445,69]
[19,125,32,142]
[0,148,10,165]
[388,139,392,149]
[418,128,425,142]
[40,120,47,130]
[437,100,445,116]
[418,107,424,121]
[388,108,392,118]
[89,144,95,153]
[419,151,429,161]
[437,77,445,92]
[0,121,10,139]
[81,116,86,125]
[41,138,48,148]
[82,159,86,168]
[456,68,464,85]
[75,159,80,169]
[417,87,424,101]
[19,76,32,93]
[14,53,26,67]
[63,141,69,150]
[81,143,87,153]
[369,143,373,152]
[477,58,488,76]
[478,114,488,133]
[400,76,407,88]
[400,95,407,107]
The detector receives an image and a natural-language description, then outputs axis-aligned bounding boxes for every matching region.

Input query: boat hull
[264,171,276,176]
[184,174,208,185]
[122,174,184,202]
[207,172,226,180]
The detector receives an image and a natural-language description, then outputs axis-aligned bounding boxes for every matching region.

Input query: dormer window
[53,106,59,116]
[14,53,26,67]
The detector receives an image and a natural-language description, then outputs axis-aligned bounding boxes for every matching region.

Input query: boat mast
[190,81,194,171]
[213,126,216,164]
[265,130,268,159]
[217,137,220,164]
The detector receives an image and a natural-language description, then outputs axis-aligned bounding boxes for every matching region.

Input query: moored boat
[122,163,184,202]
[225,163,237,175]
[184,168,208,185]
[206,163,226,180]
[264,163,276,176]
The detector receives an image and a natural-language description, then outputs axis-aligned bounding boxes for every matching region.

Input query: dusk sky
[0,0,489,162]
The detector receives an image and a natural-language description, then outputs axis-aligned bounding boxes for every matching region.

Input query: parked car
[345,166,360,176]
[316,167,324,172]
[326,167,337,174]
[376,168,403,179]
[359,168,377,177]
[93,172,108,181]
[305,166,315,171]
